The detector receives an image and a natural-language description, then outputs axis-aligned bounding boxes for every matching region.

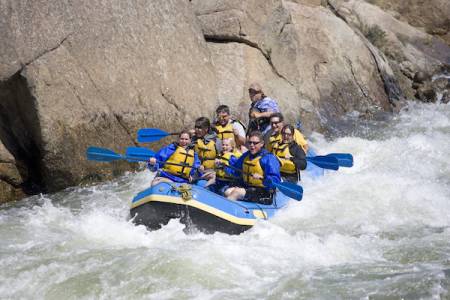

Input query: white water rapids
[1,102,449,299]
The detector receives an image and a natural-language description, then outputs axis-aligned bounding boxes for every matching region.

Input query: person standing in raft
[214,105,247,152]
[192,117,222,183]
[223,131,281,204]
[247,82,280,135]
[148,130,201,186]
[271,124,307,183]
[211,137,242,193]
[266,112,308,153]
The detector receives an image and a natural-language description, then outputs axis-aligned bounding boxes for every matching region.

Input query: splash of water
[1,102,449,299]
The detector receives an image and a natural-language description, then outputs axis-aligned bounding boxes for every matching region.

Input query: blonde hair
[222,138,236,151]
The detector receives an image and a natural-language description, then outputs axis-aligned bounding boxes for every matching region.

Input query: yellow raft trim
[131,194,257,226]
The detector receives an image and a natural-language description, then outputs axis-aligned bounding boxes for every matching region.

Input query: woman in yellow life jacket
[148,130,201,186]
[266,112,308,153]
[211,138,242,193]
[271,124,307,183]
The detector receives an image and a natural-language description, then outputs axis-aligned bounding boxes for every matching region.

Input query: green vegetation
[362,24,387,48]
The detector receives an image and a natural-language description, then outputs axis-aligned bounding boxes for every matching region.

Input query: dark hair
[281,124,295,135]
[247,130,264,144]
[270,112,284,122]
[195,117,211,129]
[179,129,192,139]
[216,105,230,115]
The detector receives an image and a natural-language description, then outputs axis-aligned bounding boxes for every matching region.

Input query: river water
[1,101,449,299]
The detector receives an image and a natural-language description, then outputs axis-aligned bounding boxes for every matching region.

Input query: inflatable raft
[130,150,323,234]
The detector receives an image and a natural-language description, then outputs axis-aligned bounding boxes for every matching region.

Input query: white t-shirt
[231,120,246,138]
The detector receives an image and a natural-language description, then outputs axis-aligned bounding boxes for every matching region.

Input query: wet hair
[270,112,284,122]
[216,105,231,115]
[247,130,264,144]
[195,117,211,129]
[281,124,295,135]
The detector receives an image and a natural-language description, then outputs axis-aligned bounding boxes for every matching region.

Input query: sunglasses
[271,120,281,125]
[247,140,262,145]
[248,89,260,94]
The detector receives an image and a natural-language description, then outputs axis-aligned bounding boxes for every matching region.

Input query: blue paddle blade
[273,181,303,201]
[137,128,170,143]
[326,153,353,168]
[125,147,156,162]
[86,146,122,162]
[306,156,339,171]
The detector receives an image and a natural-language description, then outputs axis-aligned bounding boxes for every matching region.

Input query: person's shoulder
[263,96,277,103]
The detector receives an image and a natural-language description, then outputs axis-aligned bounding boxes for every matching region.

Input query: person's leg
[225,187,246,200]
[151,176,174,186]
[202,170,216,187]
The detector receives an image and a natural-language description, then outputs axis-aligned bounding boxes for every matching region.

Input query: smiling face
[217,111,230,126]
[281,128,294,144]
[247,135,263,155]
[270,116,284,134]
[178,133,191,147]
[222,138,234,153]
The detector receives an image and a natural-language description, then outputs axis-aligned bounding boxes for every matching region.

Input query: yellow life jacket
[243,154,265,188]
[215,150,242,181]
[215,122,234,141]
[267,129,308,153]
[162,146,195,179]
[195,138,217,169]
[271,143,296,174]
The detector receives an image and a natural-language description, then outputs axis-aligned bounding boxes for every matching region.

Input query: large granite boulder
[0,0,217,199]
[194,0,393,133]
[0,141,25,203]
[365,0,450,46]
[328,0,450,100]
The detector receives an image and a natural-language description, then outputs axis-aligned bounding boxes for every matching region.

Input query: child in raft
[209,138,242,194]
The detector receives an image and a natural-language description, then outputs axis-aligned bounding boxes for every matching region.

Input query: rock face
[365,0,450,46]
[1,0,448,202]
[328,0,450,100]
[0,141,25,203]
[195,0,392,132]
[0,0,217,199]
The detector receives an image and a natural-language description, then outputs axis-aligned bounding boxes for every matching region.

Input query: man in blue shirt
[247,82,280,135]
[223,131,281,204]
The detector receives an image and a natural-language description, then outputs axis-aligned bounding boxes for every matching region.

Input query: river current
[1,101,449,299]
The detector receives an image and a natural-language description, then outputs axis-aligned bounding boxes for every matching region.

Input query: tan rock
[200,1,392,132]
[0,0,218,195]
[366,0,450,46]
[329,0,450,75]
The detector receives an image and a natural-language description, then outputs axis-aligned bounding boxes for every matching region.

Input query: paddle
[306,156,339,170]
[326,153,353,167]
[224,164,303,201]
[137,128,179,143]
[87,146,196,170]
[86,146,133,162]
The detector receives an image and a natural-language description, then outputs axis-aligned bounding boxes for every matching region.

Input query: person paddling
[271,124,307,183]
[148,130,201,186]
[223,131,281,204]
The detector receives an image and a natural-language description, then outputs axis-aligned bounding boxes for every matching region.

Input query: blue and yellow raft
[130,150,324,234]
